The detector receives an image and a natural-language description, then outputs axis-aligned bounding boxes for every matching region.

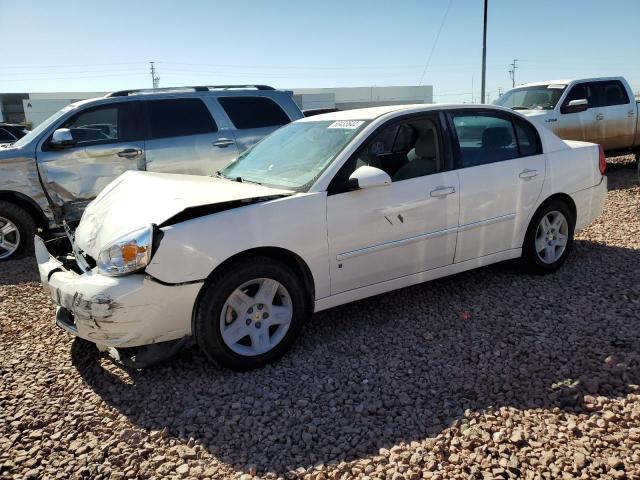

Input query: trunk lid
[74,170,292,258]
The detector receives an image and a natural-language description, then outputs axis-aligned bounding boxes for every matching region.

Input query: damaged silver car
[0,85,302,260]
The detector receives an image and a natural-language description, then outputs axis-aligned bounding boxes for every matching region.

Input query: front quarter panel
[0,145,55,225]
[145,192,330,299]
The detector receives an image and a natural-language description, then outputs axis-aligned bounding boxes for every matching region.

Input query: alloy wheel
[535,210,569,264]
[0,216,20,260]
[219,277,293,356]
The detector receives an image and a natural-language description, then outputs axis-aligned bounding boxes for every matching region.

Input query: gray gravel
[1,156,639,480]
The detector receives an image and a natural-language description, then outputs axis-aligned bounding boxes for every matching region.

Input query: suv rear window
[146,98,217,139]
[218,96,290,129]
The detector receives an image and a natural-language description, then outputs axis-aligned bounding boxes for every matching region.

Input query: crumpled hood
[75,170,292,258]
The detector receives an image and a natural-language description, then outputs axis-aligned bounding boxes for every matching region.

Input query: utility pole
[508,59,518,88]
[150,62,160,89]
[480,0,488,103]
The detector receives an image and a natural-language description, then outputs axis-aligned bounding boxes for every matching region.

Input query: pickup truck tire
[521,199,575,275]
[0,201,36,262]
[194,256,308,370]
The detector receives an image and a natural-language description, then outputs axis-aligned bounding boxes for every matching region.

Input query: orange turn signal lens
[121,244,146,263]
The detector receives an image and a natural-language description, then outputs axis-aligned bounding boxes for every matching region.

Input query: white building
[1,85,433,127]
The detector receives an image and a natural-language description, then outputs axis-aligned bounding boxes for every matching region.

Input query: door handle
[519,169,538,179]
[213,138,235,148]
[629,111,636,117]
[430,186,456,198]
[596,113,604,121]
[117,148,143,159]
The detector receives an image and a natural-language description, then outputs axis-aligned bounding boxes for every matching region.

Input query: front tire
[521,199,575,274]
[194,256,308,370]
[0,201,36,262]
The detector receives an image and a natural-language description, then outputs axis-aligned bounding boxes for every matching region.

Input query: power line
[418,0,453,86]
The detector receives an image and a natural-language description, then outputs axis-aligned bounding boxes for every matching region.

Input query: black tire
[194,256,309,370]
[0,201,37,262]
[521,199,575,274]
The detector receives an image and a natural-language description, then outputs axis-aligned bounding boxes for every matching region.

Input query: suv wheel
[521,199,575,274]
[194,256,308,370]
[0,201,36,261]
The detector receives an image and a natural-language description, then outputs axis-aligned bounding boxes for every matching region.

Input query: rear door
[143,97,239,175]
[594,80,636,150]
[217,96,292,153]
[449,110,546,262]
[36,101,145,219]
[556,82,600,143]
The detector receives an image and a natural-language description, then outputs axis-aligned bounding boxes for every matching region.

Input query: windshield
[494,85,566,110]
[11,105,74,148]
[220,120,369,191]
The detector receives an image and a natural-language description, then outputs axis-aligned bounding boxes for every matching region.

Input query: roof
[514,76,626,89]
[297,103,514,121]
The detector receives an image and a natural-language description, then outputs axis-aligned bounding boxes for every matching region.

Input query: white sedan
[36,104,607,369]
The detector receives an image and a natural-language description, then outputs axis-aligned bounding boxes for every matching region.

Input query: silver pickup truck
[0,85,303,261]
[495,76,640,160]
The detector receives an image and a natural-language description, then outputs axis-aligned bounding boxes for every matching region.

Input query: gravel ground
[1,157,639,480]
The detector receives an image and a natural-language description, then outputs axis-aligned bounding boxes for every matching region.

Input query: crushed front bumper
[35,235,203,349]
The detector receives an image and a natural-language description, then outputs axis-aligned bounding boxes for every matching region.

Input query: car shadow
[71,239,640,475]
[0,257,40,285]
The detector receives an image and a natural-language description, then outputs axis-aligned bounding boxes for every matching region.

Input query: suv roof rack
[104,85,275,98]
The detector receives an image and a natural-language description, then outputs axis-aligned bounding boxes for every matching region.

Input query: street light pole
[480,0,488,104]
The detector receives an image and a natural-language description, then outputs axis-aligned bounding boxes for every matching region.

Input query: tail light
[598,145,606,176]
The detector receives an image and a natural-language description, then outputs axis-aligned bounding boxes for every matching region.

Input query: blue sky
[1,0,639,102]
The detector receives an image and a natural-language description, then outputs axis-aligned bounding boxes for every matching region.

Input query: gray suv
[0,85,303,260]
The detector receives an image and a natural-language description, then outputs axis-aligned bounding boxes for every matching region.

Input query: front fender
[145,192,330,299]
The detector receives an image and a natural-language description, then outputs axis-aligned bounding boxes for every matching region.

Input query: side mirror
[348,165,392,189]
[561,99,588,114]
[50,128,76,148]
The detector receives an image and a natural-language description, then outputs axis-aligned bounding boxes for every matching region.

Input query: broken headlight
[97,225,153,276]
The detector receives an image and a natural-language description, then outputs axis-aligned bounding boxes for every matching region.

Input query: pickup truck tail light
[598,145,606,176]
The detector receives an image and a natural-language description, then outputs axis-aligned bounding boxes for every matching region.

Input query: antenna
[150,62,160,89]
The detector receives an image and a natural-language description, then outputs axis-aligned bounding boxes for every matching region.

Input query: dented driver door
[36,101,146,221]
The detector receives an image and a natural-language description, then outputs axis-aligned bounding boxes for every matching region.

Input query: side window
[451,113,518,167]
[563,83,598,109]
[0,128,16,142]
[328,116,441,193]
[513,117,542,157]
[146,98,217,139]
[218,96,290,129]
[599,80,629,107]
[62,104,132,145]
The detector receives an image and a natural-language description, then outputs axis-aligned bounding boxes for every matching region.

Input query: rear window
[146,98,217,139]
[219,96,290,129]
[513,117,542,157]
[598,80,629,107]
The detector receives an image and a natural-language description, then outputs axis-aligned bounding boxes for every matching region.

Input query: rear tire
[0,201,36,262]
[521,199,575,274]
[194,256,308,370]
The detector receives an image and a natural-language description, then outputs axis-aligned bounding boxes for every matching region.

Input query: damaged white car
[36,104,607,370]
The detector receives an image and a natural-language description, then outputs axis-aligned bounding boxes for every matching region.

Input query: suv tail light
[598,145,606,176]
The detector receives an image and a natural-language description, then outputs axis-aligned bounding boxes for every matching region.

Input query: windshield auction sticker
[547,84,566,89]
[328,120,365,129]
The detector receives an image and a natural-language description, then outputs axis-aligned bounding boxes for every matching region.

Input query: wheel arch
[0,190,49,233]
[191,246,316,330]
[537,192,577,222]
[522,192,577,249]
